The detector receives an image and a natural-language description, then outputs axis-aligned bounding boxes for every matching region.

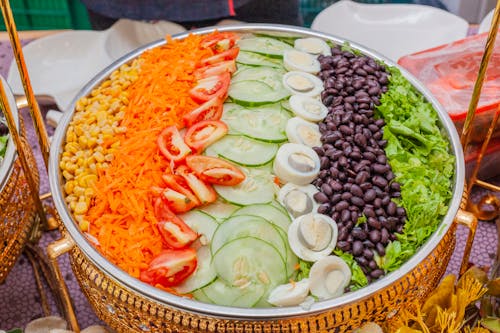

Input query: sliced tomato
[158,126,191,162]
[184,120,228,152]
[185,155,245,186]
[200,32,239,53]
[183,97,223,128]
[154,198,198,248]
[176,165,217,205]
[200,48,239,66]
[162,174,200,212]
[140,248,197,287]
[189,72,230,103]
[194,60,236,80]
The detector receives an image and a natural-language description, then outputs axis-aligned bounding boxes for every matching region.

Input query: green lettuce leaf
[334,249,368,291]
[376,67,454,272]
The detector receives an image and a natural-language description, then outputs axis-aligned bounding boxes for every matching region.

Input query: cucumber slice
[192,289,213,304]
[179,210,218,243]
[222,103,290,143]
[228,80,290,107]
[198,200,239,222]
[236,51,284,68]
[270,199,289,216]
[174,246,216,294]
[231,204,291,233]
[212,236,287,288]
[232,67,286,90]
[201,278,265,308]
[210,215,287,259]
[205,135,278,166]
[214,166,276,206]
[237,37,294,58]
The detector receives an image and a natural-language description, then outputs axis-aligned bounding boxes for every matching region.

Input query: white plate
[311,0,468,62]
[478,9,494,33]
[7,19,185,111]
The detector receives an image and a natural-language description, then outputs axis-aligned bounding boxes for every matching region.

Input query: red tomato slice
[184,120,228,152]
[189,72,230,103]
[200,48,239,66]
[154,198,198,248]
[176,165,217,205]
[158,126,191,162]
[162,174,200,210]
[140,248,197,287]
[185,155,245,186]
[194,60,236,80]
[183,97,223,128]
[200,32,239,53]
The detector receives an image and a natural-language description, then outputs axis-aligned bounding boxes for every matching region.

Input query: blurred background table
[0,1,498,330]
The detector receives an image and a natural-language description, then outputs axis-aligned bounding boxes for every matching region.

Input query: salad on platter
[0,113,9,166]
[58,30,455,308]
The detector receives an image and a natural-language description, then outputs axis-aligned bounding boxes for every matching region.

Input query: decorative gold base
[68,224,455,332]
[0,135,39,283]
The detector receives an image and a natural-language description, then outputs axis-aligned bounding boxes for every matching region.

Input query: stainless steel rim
[49,24,465,320]
[0,75,19,193]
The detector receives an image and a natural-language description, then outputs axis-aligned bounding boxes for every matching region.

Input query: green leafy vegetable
[375,67,455,272]
[0,135,8,158]
[355,214,367,226]
[296,259,312,281]
[334,249,368,290]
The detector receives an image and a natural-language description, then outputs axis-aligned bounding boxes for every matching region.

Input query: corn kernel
[64,181,75,195]
[78,218,90,232]
[74,201,88,215]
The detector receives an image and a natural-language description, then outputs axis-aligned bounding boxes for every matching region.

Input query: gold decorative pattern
[68,224,455,332]
[0,132,39,283]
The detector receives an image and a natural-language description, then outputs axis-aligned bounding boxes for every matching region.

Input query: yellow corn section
[60,60,141,230]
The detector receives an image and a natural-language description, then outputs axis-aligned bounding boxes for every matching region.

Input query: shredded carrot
[85,34,215,278]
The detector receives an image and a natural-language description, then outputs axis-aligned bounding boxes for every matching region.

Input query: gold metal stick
[467,106,500,194]
[460,0,500,149]
[0,0,50,169]
[0,80,48,228]
[25,249,51,317]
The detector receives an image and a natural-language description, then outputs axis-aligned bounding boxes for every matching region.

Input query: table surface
[0,31,498,331]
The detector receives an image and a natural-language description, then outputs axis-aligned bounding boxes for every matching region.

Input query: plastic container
[398,32,500,178]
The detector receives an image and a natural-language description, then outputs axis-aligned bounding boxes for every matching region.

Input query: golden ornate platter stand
[1,0,499,332]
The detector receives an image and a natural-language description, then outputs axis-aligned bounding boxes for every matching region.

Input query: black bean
[352,240,364,256]
[368,86,380,96]
[368,230,381,243]
[373,198,382,208]
[386,201,397,216]
[363,189,376,202]
[338,155,348,167]
[381,195,391,206]
[392,191,401,198]
[363,249,374,260]
[373,176,388,188]
[380,228,390,244]
[350,151,362,161]
[318,203,330,214]
[391,182,401,191]
[363,151,376,162]
[368,217,381,230]
[335,200,349,211]
[360,182,372,191]
[355,171,369,184]
[356,256,369,267]
[375,243,386,257]
[338,227,349,241]
[369,260,378,270]
[313,192,329,204]
[332,211,341,221]
[351,196,365,207]
[370,269,384,279]
[372,163,389,174]
[327,193,340,207]
[313,146,325,156]
[320,156,330,169]
[396,207,406,217]
[341,192,352,201]
[351,211,359,221]
[350,184,363,197]
[320,183,333,196]
[364,207,375,218]
[341,209,351,223]
[363,240,375,249]
[337,241,351,252]
[354,133,367,147]
[352,227,367,240]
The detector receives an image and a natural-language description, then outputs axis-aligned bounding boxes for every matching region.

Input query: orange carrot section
[85,34,214,278]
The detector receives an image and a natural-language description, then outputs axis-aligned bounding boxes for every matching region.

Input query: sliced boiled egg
[283,71,323,97]
[278,182,319,218]
[286,117,322,148]
[289,95,328,122]
[309,256,351,300]
[288,213,338,262]
[294,38,331,56]
[267,278,310,307]
[283,49,321,74]
[273,143,320,185]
